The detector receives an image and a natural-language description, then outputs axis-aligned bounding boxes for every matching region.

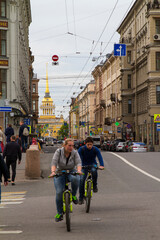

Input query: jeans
[21,136,28,152]
[79,166,98,200]
[0,182,1,203]
[6,157,17,182]
[54,171,80,215]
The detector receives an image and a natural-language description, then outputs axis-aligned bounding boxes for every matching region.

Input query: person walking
[50,138,82,222]
[19,120,29,153]
[0,126,5,153]
[0,154,8,203]
[5,124,14,143]
[3,135,22,185]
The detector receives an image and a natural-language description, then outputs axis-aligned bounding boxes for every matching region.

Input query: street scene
[1,0,160,239]
[1,147,160,239]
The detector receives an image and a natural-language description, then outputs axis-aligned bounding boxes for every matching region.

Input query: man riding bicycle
[78,137,104,204]
[50,138,82,222]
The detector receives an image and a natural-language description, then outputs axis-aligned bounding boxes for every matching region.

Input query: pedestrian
[3,135,22,185]
[78,136,104,204]
[19,120,29,153]
[5,124,14,143]
[49,138,82,222]
[15,135,22,152]
[0,154,8,203]
[0,126,5,153]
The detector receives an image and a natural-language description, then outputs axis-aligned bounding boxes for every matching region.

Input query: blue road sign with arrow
[114,44,126,56]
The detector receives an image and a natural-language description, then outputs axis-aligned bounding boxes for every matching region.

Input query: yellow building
[38,66,64,138]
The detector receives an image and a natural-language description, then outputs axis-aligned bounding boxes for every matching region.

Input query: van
[92,136,101,148]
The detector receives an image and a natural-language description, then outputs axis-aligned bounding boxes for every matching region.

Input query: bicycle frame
[62,174,73,213]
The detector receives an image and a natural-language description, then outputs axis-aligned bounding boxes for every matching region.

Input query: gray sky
[29,0,135,118]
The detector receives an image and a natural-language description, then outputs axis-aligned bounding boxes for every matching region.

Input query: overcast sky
[29,0,135,118]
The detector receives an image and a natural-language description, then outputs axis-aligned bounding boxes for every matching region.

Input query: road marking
[110,152,160,183]
[0,231,22,234]
[1,201,23,205]
[2,198,25,201]
[2,191,26,196]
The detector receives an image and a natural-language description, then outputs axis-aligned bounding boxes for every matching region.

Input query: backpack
[23,127,29,136]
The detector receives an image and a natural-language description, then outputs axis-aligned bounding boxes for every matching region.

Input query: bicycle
[49,170,79,232]
[82,165,103,213]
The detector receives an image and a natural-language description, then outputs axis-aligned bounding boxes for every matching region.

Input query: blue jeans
[79,166,98,200]
[21,136,28,152]
[54,171,80,215]
[0,182,1,203]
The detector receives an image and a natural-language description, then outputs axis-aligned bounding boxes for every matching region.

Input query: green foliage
[58,122,69,138]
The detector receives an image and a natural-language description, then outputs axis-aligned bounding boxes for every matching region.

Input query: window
[128,99,132,113]
[0,30,6,56]
[0,0,6,18]
[32,84,36,93]
[0,69,7,99]
[32,100,36,111]
[156,86,160,104]
[156,52,160,70]
[127,51,131,64]
[156,19,160,34]
[128,74,131,89]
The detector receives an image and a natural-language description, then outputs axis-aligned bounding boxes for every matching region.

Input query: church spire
[45,63,51,98]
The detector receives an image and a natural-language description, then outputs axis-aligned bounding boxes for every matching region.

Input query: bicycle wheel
[65,192,71,232]
[85,181,92,213]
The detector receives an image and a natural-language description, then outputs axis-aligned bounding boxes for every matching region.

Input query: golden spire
[45,63,49,93]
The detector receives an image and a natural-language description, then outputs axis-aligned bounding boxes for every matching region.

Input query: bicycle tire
[85,181,92,213]
[65,192,71,232]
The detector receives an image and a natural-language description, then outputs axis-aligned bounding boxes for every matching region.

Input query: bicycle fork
[85,179,93,197]
[63,190,73,213]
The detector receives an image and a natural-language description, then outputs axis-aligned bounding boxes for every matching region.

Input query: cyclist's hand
[48,172,56,178]
[99,166,104,170]
[77,170,83,175]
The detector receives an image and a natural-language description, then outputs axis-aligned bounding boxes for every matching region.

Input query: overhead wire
[72,0,78,53]
[65,0,70,33]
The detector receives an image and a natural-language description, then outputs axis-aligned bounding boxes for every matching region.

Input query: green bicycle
[49,170,79,232]
[83,165,103,213]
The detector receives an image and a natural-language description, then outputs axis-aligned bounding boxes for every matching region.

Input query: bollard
[25,145,40,179]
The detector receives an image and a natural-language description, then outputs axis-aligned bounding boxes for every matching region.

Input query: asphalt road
[1,149,160,240]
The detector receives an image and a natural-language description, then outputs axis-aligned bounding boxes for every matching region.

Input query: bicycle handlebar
[48,170,81,178]
[82,165,104,170]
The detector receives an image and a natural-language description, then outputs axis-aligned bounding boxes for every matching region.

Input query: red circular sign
[52,55,59,62]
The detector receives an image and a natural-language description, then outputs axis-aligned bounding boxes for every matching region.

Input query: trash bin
[25,145,40,179]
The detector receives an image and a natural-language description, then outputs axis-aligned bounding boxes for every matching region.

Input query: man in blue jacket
[78,137,104,204]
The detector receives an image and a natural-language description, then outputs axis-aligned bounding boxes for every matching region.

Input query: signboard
[0,21,8,28]
[154,114,160,122]
[156,123,160,131]
[114,44,126,56]
[0,107,12,112]
[24,119,30,125]
[117,127,121,133]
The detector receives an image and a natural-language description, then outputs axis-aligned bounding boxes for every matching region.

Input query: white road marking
[1,201,23,205]
[110,152,160,183]
[2,198,25,201]
[0,231,22,234]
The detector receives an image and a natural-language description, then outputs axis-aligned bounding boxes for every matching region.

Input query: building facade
[38,67,64,138]
[32,73,39,129]
[117,0,160,150]
[0,0,32,134]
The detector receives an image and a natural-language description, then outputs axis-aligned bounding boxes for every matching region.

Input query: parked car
[116,142,126,152]
[92,136,101,148]
[101,141,110,151]
[74,140,85,149]
[57,140,63,144]
[129,142,147,152]
[46,138,54,146]
[125,140,133,152]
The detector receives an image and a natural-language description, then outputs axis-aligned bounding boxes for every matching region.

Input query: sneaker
[93,186,98,193]
[55,214,63,222]
[8,179,11,182]
[79,199,84,205]
[72,195,78,204]
[11,182,15,186]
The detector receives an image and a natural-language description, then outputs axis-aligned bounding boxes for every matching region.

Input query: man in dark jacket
[0,154,8,203]
[3,135,22,185]
[5,124,14,143]
[19,120,29,153]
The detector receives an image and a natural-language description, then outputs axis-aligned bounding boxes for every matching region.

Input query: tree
[58,122,69,139]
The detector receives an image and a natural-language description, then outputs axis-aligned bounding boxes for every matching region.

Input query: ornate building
[38,67,64,138]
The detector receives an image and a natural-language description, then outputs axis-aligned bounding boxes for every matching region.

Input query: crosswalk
[0,191,26,234]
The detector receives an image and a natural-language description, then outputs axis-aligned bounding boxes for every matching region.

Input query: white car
[130,142,147,152]
[45,138,54,146]
[116,142,126,152]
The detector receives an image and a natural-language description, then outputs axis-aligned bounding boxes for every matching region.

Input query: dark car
[101,141,110,151]
[74,140,85,149]
[110,139,126,151]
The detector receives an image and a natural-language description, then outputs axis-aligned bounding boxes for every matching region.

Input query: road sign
[117,127,121,133]
[52,55,59,62]
[0,107,12,112]
[24,119,30,125]
[154,114,160,122]
[114,44,126,56]
[156,123,160,131]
